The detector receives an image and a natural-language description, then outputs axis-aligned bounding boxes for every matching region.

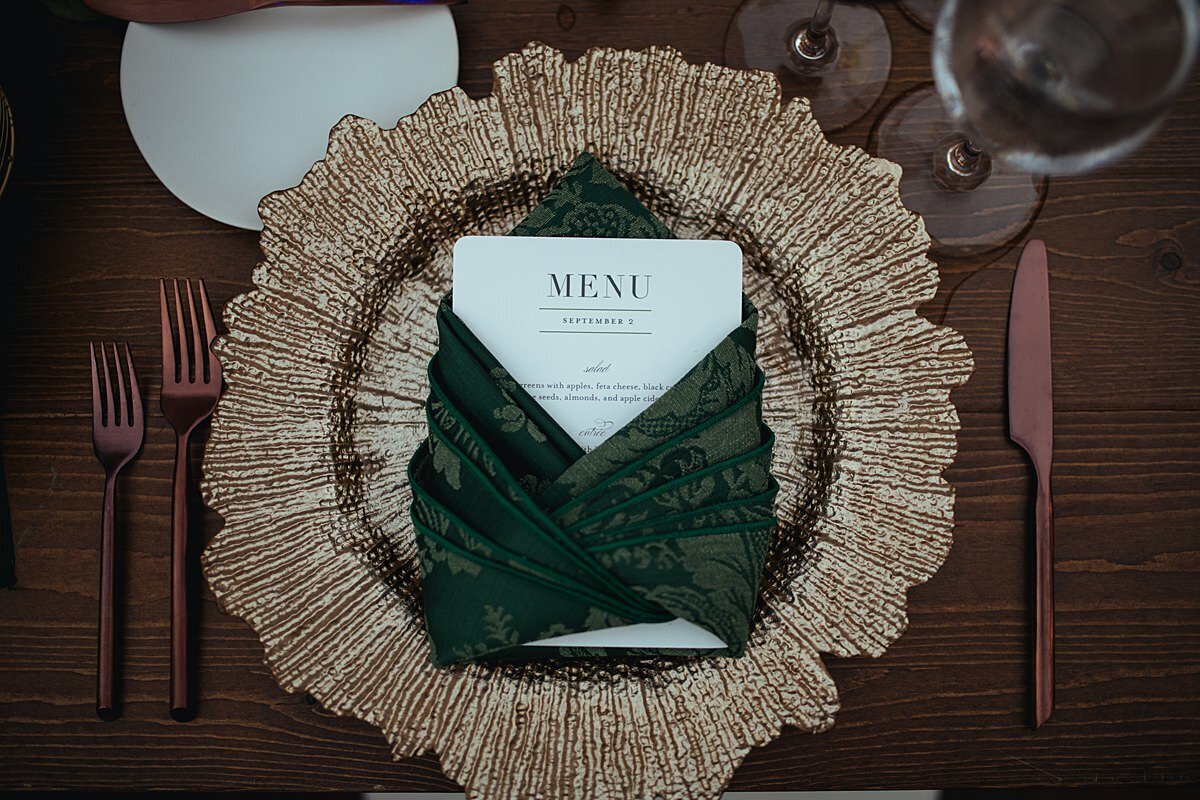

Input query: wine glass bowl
[933,0,1200,175]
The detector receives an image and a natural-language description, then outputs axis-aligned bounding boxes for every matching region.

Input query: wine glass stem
[933,136,992,191]
[810,0,835,36]
[794,0,837,61]
[947,138,986,177]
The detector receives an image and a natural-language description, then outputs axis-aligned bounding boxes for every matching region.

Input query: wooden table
[2,1,1197,792]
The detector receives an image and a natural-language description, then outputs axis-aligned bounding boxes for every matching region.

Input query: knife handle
[1034,468,1054,728]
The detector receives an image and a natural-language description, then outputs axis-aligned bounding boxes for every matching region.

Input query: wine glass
[724,0,892,132]
[898,0,942,32]
[870,0,1200,256]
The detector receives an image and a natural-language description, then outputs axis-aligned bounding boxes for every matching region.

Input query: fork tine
[100,340,114,428]
[90,342,103,430]
[198,279,220,384]
[111,343,127,427]
[160,278,176,386]
[173,279,189,383]
[125,344,143,431]
[185,280,204,385]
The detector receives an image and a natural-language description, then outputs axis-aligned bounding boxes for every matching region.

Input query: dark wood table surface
[2,0,1198,792]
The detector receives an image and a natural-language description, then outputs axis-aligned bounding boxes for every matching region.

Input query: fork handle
[170,431,195,722]
[98,472,119,721]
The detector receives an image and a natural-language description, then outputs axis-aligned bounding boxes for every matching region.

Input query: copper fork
[159,278,222,722]
[90,342,144,721]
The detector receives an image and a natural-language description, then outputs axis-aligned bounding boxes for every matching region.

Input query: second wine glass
[871,0,1200,256]
[725,0,892,132]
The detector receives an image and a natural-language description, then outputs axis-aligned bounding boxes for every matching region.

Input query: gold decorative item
[201,44,974,800]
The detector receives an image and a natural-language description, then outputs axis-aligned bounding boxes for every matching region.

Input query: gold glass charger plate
[201,44,974,800]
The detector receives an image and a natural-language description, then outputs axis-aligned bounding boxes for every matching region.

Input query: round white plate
[121,5,458,230]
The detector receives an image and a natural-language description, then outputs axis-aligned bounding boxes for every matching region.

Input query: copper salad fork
[159,278,222,722]
[90,342,144,721]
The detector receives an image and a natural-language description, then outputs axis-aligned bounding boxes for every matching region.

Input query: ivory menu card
[453,235,743,452]
[451,234,744,649]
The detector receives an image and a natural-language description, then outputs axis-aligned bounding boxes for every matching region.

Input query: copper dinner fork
[159,278,222,722]
[90,342,144,721]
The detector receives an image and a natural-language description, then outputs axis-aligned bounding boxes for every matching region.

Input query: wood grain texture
[0,0,1197,792]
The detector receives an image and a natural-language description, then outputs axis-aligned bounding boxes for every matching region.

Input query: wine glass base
[724,0,892,132]
[898,0,942,32]
[869,85,1048,258]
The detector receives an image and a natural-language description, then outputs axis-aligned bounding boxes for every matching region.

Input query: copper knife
[1007,239,1054,729]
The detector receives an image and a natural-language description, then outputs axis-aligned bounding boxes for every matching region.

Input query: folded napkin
[408,154,778,665]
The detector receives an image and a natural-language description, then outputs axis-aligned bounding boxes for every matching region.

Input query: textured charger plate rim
[201,42,974,800]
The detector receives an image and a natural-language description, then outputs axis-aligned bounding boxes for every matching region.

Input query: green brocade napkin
[408,154,778,665]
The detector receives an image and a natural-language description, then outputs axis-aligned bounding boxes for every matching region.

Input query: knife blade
[1007,238,1054,729]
